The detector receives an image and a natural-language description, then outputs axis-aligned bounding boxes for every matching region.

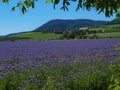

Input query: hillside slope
[107,18,120,25]
[34,19,109,32]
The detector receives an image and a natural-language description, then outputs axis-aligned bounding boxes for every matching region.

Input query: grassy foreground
[0,62,112,90]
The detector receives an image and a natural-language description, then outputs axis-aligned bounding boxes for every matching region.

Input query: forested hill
[106,18,120,25]
[33,19,109,32]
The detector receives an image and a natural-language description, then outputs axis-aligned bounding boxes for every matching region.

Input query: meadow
[89,24,120,39]
[0,32,62,41]
[0,39,120,90]
[89,32,120,39]
[10,32,62,40]
[90,24,120,33]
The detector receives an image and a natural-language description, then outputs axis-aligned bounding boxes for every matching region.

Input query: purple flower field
[0,39,120,78]
[0,39,120,90]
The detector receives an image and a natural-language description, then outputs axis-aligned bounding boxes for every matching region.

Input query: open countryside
[0,19,120,90]
[1,23,120,41]
[0,0,120,89]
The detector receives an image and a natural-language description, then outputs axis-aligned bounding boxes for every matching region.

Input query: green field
[10,32,62,40]
[0,32,62,41]
[97,32,120,38]
[89,32,120,39]
[88,24,120,39]
[90,24,120,33]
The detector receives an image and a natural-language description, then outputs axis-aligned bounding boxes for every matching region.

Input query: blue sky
[0,0,115,35]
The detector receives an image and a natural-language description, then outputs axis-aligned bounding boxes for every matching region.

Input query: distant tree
[1,0,120,17]
[116,9,120,18]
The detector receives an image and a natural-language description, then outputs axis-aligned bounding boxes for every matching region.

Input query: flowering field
[0,39,120,90]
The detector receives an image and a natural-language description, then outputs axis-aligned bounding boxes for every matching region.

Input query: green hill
[34,19,108,32]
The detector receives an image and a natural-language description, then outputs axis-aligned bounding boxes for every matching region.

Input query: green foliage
[116,9,120,18]
[11,0,36,14]
[1,0,120,17]
[115,43,120,51]
[53,0,120,17]
[2,0,8,3]
[108,63,120,90]
[62,30,100,39]
[0,60,113,90]
[0,70,32,90]
[108,45,120,90]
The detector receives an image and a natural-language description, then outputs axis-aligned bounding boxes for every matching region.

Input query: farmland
[62,24,120,39]
[0,24,119,41]
[9,32,62,40]
[89,24,120,39]
[0,32,62,41]
[14,32,62,40]
[89,32,120,39]
[0,39,120,90]
[90,24,120,33]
